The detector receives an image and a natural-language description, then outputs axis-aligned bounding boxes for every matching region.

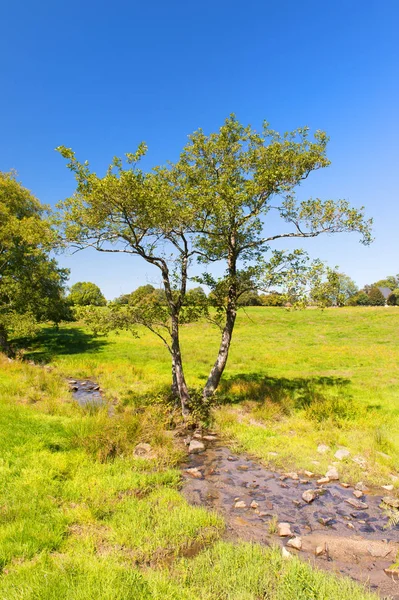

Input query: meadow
[0,306,398,598]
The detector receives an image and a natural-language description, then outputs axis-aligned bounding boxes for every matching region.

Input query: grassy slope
[1,307,396,598]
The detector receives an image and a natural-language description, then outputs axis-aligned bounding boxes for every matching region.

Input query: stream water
[183,439,399,599]
[67,378,105,407]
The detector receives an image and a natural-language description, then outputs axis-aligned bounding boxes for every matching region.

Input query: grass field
[1,306,398,598]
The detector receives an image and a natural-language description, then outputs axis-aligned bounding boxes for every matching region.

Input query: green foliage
[311,269,358,307]
[68,281,107,307]
[259,292,286,306]
[387,289,399,306]
[237,290,263,306]
[347,291,371,306]
[368,286,386,306]
[372,276,399,291]
[0,171,69,352]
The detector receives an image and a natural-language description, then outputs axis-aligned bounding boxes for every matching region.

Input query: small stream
[182,438,399,599]
[67,378,105,408]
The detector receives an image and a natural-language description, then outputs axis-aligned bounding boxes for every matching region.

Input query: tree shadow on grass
[219,373,352,410]
[17,326,109,364]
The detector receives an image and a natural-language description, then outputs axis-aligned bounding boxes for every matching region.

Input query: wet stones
[188,440,205,454]
[234,500,247,509]
[278,522,293,537]
[317,477,330,485]
[381,496,399,509]
[302,489,318,504]
[345,498,369,510]
[353,490,363,499]
[185,467,204,479]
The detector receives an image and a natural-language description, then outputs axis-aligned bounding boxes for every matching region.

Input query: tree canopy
[57,115,372,417]
[68,281,107,307]
[0,171,69,354]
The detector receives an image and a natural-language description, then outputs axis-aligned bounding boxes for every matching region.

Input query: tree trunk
[171,355,179,397]
[170,314,190,418]
[203,246,238,399]
[203,305,236,398]
[0,326,14,357]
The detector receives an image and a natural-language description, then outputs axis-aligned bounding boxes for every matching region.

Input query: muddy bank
[182,440,399,599]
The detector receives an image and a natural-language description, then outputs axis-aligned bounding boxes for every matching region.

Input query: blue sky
[1,0,398,299]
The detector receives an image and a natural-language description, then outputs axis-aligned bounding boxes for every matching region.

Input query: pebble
[340,482,351,488]
[302,489,318,504]
[382,484,394,491]
[287,536,302,550]
[325,466,339,480]
[234,501,247,509]
[345,498,369,510]
[315,545,326,557]
[188,440,205,454]
[317,477,330,485]
[185,467,203,479]
[334,448,350,460]
[282,547,292,559]
[304,470,315,478]
[250,500,259,509]
[353,490,363,499]
[382,496,399,509]
[278,522,293,537]
[203,435,217,441]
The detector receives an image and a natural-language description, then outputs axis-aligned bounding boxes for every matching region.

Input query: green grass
[2,307,396,598]
[24,306,399,486]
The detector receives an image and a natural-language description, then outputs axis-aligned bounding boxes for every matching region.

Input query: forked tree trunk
[203,305,236,398]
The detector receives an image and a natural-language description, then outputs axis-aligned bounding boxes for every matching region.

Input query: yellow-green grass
[0,354,378,599]
[24,306,399,487]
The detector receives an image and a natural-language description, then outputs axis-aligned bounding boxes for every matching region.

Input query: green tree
[368,286,386,306]
[0,171,69,355]
[373,276,399,291]
[68,281,107,307]
[387,290,399,306]
[311,269,358,307]
[57,116,372,416]
[237,290,262,306]
[169,116,372,398]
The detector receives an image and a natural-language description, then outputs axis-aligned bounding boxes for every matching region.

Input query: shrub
[259,292,285,307]
[346,291,370,306]
[388,289,399,306]
[368,287,386,306]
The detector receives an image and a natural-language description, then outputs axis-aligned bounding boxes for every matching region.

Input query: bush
[347,291,370,306]
[260,292,285,307]
[388,289,399,306]
[368,287,386,306]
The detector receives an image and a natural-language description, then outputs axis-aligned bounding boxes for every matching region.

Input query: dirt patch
[182,441,399,599]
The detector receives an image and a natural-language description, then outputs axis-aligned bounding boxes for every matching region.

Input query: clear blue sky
[1,0,398,298]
